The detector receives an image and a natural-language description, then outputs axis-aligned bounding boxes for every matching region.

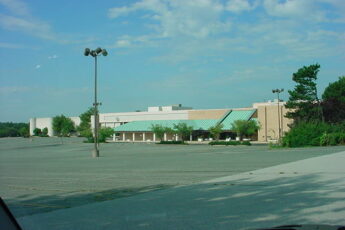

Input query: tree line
[0,122,29,138]
[0,108,114,142]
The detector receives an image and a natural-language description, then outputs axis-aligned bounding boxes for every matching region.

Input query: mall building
[29,100,292,142]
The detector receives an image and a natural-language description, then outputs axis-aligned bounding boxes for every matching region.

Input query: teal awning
[114,119,218,132]
[114,109,256,132]
[220,109,256,130]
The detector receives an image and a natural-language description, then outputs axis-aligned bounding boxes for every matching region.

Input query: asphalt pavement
[16,149,345,230]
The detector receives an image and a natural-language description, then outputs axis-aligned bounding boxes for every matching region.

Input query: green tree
[151,124,166,141]
[52,115,75,137]
[231,120,260,141]
[285,64,323,124]
[77,108,95,141]
[322,76,345,124]
[99,127,114,143]
[208,123,224,141]
[173,123,193,141]
[78,108,95,142]
[33,128,42,136]
[19,126,29,137]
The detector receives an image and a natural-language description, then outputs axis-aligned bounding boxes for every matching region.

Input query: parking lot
[1,137,345,219]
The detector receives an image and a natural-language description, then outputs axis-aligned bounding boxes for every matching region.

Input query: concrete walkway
[18,151,345,230]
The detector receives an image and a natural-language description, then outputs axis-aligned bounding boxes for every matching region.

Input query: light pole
[272,88,284,140]
[84,47,108,157]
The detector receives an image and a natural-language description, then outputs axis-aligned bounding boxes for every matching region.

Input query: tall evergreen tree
[285,64,323,124]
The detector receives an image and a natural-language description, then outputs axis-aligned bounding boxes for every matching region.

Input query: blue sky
[0,0,344,122]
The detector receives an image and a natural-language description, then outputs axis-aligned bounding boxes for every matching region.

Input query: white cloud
[107,0,344,64]
[263,0,325,21]
[225,0,258,13]
[0,0,59,43]
[0,14,57,41]
[35,64,41,69]
[108,0,230,38]
[236,19,345,59]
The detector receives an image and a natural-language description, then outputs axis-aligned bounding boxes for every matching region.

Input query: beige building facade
[29,101,292,142]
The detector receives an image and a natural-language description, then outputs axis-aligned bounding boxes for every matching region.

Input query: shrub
[40,127,49,137]
[310,137,321,146]
[209,141,244,146]
[158,140,186,144]
[320,133,345,146]
[228,141,241,145]
[282,121,345,147]
[33,128,42,136]
[282,122,332,147]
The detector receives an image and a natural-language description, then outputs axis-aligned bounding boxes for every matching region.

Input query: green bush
[209,141,247,146]
[40,127,49,137]
[99,127,114,143]
[33,128,42,136]
[229,141,241,145]
[282,122,345,147]
[282,122,332,147]
[158,140,186,144]
[310,137,321,146]
[209,141,229,145]
[320,133,345,146]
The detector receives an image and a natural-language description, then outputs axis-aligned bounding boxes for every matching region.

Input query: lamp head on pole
[84,47,108,57]
[95,47,102,54]
[102,49,108,56]
[84,48,90,56]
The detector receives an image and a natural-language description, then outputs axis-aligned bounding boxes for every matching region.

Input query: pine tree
[285,64,323,124]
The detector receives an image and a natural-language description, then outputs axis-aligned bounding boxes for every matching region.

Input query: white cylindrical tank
[29,118,36,136]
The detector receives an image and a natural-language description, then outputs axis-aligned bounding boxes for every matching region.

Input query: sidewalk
[18,151,345,230]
